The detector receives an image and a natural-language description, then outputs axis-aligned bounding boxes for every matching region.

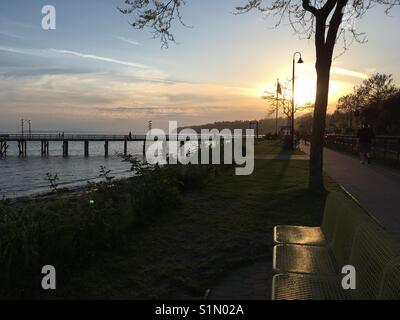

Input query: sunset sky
[0,0,399,133]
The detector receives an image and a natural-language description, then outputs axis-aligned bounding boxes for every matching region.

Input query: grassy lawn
[254,139,305,155]
[48,160,339,299]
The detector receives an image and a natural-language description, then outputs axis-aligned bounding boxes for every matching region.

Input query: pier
[0,134,149,157]
[0,133,218,157]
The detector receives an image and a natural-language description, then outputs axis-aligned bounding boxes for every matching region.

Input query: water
[0,140,144,198]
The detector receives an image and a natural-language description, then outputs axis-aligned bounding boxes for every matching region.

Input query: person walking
[357,122,375,165]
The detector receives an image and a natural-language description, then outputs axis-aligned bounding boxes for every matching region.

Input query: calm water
[0,140,145,198]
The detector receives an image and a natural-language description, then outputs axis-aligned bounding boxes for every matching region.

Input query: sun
[294,76,316,106]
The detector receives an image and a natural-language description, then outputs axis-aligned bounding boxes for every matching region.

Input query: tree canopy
[119,0,400,51]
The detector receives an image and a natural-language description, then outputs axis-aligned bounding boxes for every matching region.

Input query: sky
[0,0,399,133]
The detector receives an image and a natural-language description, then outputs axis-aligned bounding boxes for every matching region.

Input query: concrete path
[303,145,400,232]
[208,259,272,300]
[254,154,309,160]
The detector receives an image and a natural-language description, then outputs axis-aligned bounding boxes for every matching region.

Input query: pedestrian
[357,122,375,165]
[129,131,132,140]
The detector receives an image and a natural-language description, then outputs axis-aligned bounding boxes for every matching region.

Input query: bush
[0,160,215,298]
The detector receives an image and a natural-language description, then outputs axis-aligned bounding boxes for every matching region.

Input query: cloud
[0,46,150,70]
[302,63,368,80]
[330,66,368,80]
[0,45,169,81]
[0,31,23,39]
[115,36,142,46]
[0,46,31,55]
[50,49,149,70]
[95,106,229,116]
[96,106,192,115]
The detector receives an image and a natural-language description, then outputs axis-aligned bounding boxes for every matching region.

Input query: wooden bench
[272,192,400,300]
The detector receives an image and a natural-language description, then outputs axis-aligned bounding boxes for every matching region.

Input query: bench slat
[273,244,338,275]
[274,226,326,246]
[272,273,350,300]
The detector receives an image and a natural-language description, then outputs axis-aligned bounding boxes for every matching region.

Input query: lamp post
[276,79,282,136]
[291,52,304,150]
[21,119,32,138]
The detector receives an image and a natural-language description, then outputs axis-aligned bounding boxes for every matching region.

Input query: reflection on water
[0,141,144,198]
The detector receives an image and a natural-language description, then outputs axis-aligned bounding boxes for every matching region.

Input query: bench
[272,192,400,300]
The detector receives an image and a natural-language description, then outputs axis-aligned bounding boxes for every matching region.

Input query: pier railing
[0,134,146,141]
[325,134,400,166]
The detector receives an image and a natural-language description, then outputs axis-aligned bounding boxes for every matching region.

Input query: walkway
[208,259,272,300]
[254,154,309,160]
[318,146,400,232]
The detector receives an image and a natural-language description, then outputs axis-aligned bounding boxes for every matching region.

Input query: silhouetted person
[357,122,375,165]
[129,131,132,140]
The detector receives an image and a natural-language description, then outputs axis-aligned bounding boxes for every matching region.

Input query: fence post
[397,138,400,166]
[383,139,387,163]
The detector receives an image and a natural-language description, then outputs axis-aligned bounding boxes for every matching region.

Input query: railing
[0,134,146,141]
[325,134,400,166]
[0,133,260,141]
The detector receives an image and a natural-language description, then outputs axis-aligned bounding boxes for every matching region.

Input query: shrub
[0,158,214,298]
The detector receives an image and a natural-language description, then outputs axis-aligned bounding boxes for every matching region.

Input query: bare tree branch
[119,0,189,48]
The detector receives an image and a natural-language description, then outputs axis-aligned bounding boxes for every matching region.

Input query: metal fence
[325,134,400,166]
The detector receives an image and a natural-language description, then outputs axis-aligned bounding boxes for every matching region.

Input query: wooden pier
[0,134,149,157]
[0,134,212,157]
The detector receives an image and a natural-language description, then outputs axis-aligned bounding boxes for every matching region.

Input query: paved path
[208,259,272,300]
[303,145,400,232]
[254,154,309,160]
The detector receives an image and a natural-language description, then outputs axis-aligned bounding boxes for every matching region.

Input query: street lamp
[291,52,304,150]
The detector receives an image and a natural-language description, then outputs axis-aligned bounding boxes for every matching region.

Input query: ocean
[0,140,144,198]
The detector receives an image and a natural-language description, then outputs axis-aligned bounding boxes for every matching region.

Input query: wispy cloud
[0,46,150,70]
[50,49,149,70]
[0,31,23,39]
[96,106,189,114]
[330,66,368,80]
[0,46,31,55]
[302,63,368,80]
[115,36,142,46]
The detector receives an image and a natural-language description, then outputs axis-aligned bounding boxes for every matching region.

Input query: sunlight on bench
[272,192,400,300]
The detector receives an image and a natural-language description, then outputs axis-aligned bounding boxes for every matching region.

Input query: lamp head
[297,57,304,64]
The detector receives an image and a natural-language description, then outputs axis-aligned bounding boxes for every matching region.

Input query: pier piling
[62,141,69,157]
[84,141,89,157]
[41,141,49,156]
[0,141,8,156]
[124,140,128,156]
[104,140,109,157]
[18,140,27,157]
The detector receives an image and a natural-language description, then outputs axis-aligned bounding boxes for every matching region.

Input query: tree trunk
[309,59,332,190]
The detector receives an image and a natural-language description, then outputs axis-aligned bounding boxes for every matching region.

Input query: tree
[119,0,400,189]
[379,91,400,134]
[263,79,314,125]
[358,73,398,109]
[337,89,362,129]
[336,73,399,133]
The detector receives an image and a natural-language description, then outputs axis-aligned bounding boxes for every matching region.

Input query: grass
[44,160,339,299]
[254,139,305,155]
